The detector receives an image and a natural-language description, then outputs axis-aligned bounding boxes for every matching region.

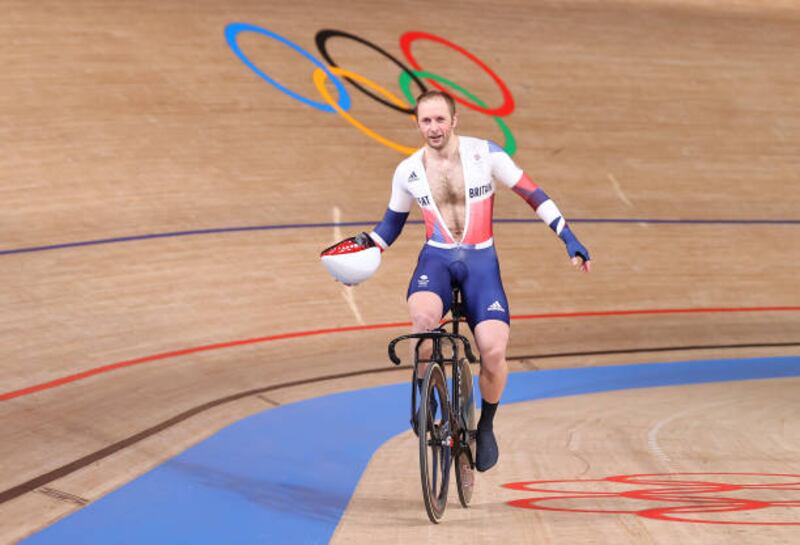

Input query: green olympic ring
[226,23,518,156]
[398,70,517,156]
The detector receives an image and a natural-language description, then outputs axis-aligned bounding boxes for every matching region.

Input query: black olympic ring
[315,29,429,115]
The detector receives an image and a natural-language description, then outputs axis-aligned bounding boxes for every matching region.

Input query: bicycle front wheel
[455,358,477,508]
[418,363,452,523]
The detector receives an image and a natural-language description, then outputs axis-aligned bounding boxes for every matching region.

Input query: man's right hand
[353,232,376,248]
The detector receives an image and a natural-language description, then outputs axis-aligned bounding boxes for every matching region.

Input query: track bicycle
[388,285,479,523]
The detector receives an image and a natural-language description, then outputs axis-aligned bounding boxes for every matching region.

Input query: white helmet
[320,233,381,286]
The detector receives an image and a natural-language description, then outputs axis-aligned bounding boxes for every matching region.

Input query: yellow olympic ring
[312,66,418,156]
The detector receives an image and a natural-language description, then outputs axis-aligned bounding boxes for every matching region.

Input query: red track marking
[2,306,799,402]
[0,322,408,402]
[504,472,800,525]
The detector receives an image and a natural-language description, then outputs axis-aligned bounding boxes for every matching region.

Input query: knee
[411,311,439,332]
[479,343,507,374]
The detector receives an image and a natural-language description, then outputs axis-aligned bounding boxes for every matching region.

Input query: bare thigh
[408,291,443,332]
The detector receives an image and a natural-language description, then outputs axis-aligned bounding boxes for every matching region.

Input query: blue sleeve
[370,208,409,249]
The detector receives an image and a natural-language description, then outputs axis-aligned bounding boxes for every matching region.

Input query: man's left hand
[571,255,591,273]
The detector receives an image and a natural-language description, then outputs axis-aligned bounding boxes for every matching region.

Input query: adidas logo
[408,171,419,183]
[487,301,505,312]
[487,300,505,312]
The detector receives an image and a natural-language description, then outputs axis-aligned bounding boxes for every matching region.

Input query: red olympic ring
[400,31,515,117]
[503,472,800,526]
[227,24,519,154]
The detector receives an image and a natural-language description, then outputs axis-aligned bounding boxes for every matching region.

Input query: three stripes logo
[408,171,419,183]
[487,300,505,313]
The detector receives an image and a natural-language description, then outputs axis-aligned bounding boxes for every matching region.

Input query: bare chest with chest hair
[426,158,465,205]
[425,156,466,237]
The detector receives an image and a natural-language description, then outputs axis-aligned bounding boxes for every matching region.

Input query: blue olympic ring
[224,22,351,114]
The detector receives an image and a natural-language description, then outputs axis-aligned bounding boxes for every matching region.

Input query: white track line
[332,206,365,325]
[646,400,728,472]
[607,173,634,207]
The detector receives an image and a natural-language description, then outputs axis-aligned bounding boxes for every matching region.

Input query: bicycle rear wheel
[455,358,477,507]
[418,363,452,523]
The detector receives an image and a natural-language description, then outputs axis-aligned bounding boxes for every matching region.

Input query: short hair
[414,90,456,118]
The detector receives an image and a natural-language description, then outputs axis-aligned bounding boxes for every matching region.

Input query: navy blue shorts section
[406,245,510,330]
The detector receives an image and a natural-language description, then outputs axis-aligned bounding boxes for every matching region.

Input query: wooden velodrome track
[2,0,799,542]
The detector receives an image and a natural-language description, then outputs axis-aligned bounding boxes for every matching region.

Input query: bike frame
[387,286,480,521]
[387,286,478,457]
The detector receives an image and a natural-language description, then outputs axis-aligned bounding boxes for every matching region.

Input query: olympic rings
[400,31,515,117]
[225,22,350,114]
[398,70,517,156]
[315,29,428,115]
[224,23,518,155]
[313,66,418,155]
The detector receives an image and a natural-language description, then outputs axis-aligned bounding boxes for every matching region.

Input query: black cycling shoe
[475,422,498,472]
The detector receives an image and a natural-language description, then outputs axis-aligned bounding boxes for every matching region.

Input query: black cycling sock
[476,400,500,472]
[478,399,498,430]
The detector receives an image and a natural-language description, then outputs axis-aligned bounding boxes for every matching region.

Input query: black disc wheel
[418,363,452,523]
[455,358,477,507]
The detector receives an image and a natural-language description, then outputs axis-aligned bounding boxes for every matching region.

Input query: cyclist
[361,90,590,472]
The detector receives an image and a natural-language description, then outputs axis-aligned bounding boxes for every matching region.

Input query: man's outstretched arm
[489,142,591,272]
[510,173,591,271]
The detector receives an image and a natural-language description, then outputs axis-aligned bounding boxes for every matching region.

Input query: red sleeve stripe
[511,173,550,211]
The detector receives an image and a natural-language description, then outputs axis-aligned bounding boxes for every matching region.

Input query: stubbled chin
[428,136,443,148]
